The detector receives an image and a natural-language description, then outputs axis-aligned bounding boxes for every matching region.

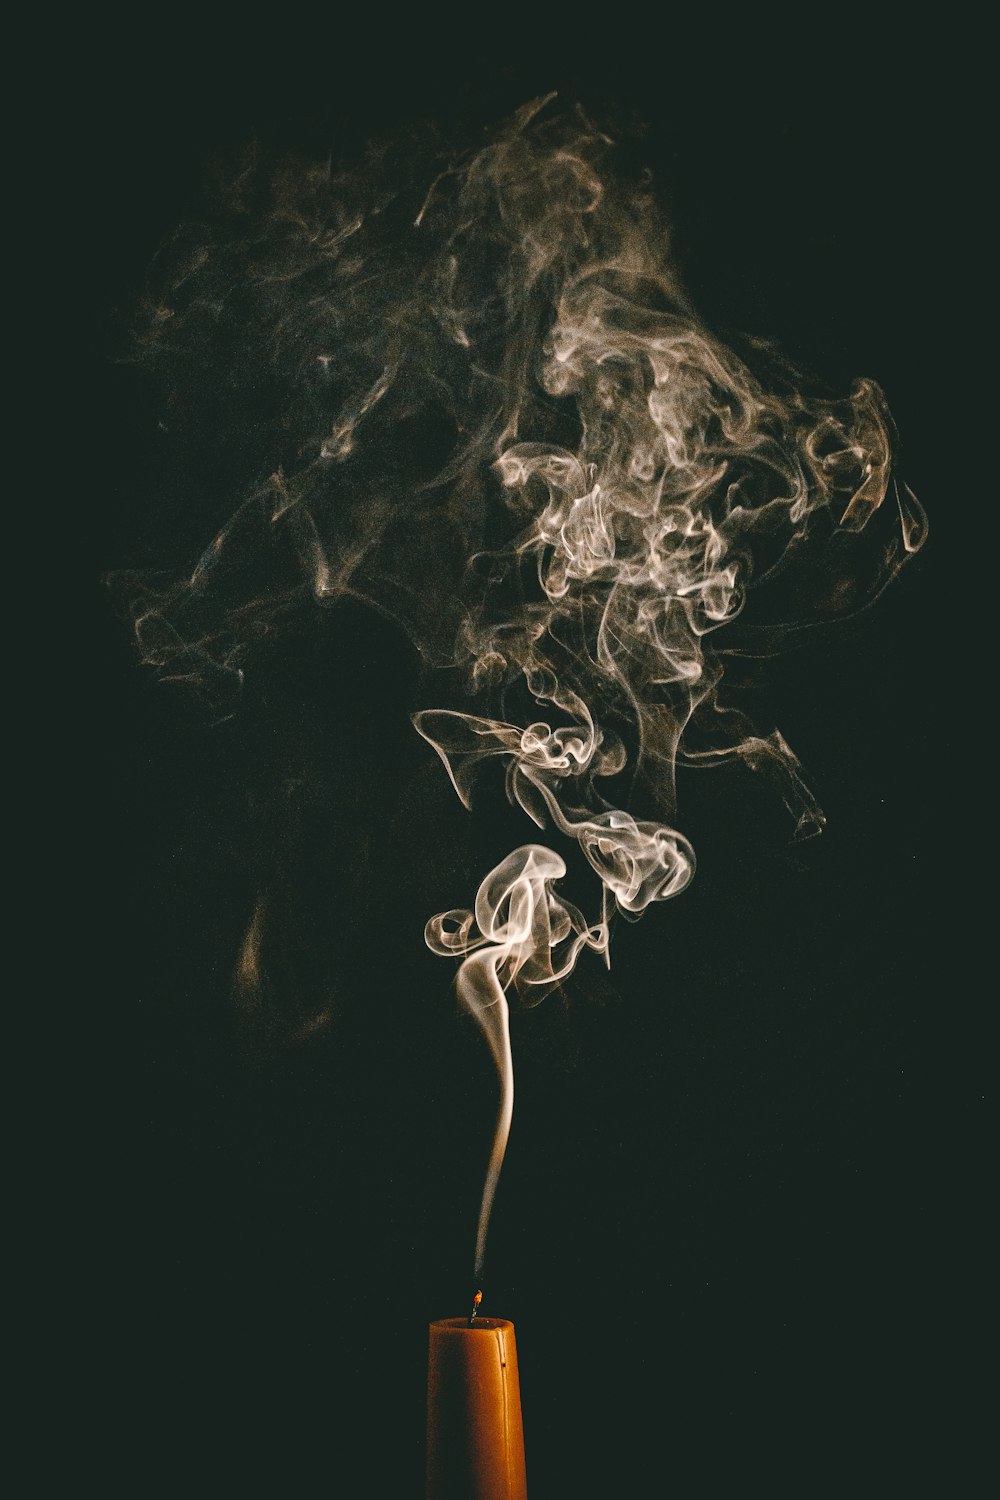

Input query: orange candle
[426,1316,528,1500]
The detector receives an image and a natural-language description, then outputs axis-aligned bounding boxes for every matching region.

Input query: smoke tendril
[115,96,926,1281]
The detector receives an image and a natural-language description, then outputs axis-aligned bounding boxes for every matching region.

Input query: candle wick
[468,1288,483,1327]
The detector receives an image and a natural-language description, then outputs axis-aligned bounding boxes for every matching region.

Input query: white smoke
[112,96,926,1283]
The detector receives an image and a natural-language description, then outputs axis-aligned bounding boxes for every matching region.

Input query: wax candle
[426,1316,528,1500]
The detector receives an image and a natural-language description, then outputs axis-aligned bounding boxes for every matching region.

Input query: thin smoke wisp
[114,97,926,1286]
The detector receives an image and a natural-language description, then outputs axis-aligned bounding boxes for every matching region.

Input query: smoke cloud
[113,96,926,1283]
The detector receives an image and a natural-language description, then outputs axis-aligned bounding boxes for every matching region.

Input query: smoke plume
[113,96,926,1284]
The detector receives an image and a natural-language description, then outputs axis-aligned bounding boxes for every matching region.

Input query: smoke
[425,844,606,1281]
[112,96,926,1284]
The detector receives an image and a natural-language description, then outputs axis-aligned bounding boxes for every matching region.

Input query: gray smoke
[113,96,926,1282]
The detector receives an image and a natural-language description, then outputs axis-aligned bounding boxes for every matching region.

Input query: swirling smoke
[114,96,926,1284]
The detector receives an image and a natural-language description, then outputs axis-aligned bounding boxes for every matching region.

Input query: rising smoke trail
[113,96,926,1284]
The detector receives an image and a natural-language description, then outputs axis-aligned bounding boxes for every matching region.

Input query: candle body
[426,1317,528,1500]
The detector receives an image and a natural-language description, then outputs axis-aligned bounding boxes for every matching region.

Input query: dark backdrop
[85,23,977,1497]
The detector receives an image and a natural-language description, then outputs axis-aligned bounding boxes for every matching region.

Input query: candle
[426,1316,528,1500]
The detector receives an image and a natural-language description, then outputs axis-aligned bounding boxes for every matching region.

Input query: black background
[82,19,979,1497]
